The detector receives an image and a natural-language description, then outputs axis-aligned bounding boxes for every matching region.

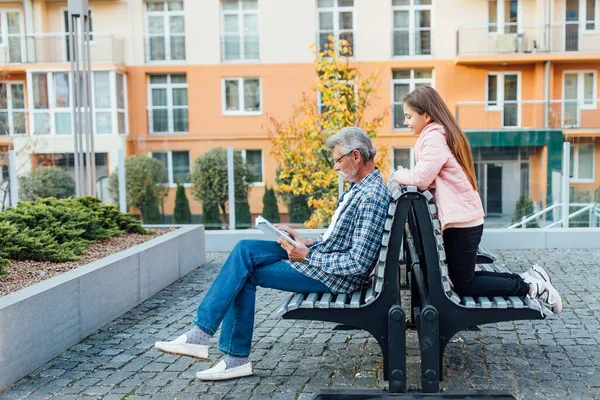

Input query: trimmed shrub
[235,198,252,229]
[511,196,539,228]
[262,186,280,223]
[202,201,222,230]
[0,197,149,275]
[19,166,75,200]
[173,182,192,224]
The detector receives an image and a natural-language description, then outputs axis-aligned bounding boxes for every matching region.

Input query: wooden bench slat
[492,296,508,309]
[477,296,492,308]
[365,287,376,305]
[350,290,362,308]
[388,202,397,217]
[462,296,476,308]
[428,203,437,215]
[318,293,333,309]
[385,217,394,231]
[508,296,524,308]
[288,293,304,310]
[376,261,386,278]
[381,232,390,246]
[422,190,433,201]
[276,293,295,315]
[375,277,384,293]
[334,293,347,308]
[300,293,319,308]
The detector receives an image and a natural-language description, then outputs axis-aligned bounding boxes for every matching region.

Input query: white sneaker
[196,360,253,381]
[525,276,563,315]
[154,334,209,359]
[521,264,552,285]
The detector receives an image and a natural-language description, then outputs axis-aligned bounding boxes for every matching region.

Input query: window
[222,0,259,61]
[563,71,597,127]
[392,69,433,129]
[486,72,519,127]
[223,77,261,115]
[392,148,414,169]
[488,0,518,33]
[150,150,190,184]
[63,10,93,62]
[585,0,597,30]
[569,143,594,181]
[146,1,185,62]
[35,152,108,182]
[148,74,188,133]
[29,71,128,135]
[392,0,432,57]
[236,149,263,184]
[0,82,26,135]
[0,11,23,63]
[317,0,354,55]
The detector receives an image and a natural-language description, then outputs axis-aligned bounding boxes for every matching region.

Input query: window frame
[316,0,355,56]
[144,0,186,63]
[221,0,260,62]
[26,69,128,136]
[236,149,264,186]
[488,0,520,35]
[221,77,262,116]
[148,150,191,186]
[147,73,189,134]
[391,0,433,58]
[569,142,595,183]
[0,81,27,136]
[563,70,597,110]
[0,10,24,63]
[391,147,415,170]
[582,0,599,33]
[485,71,521,128]
[391,68,434,130]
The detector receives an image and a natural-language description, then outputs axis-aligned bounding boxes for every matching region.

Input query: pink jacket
[393,122,484,232]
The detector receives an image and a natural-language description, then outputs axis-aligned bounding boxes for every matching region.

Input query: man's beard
[341,167,358,181]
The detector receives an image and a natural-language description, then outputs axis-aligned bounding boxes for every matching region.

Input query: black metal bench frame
[278,191,417,393]
[404,191,548,393]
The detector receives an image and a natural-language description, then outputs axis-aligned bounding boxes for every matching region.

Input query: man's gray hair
[326,127,377,162]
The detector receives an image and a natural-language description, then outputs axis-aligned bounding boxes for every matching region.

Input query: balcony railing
[221,34,259,62]
[456,100,600,130]
[0,32,124,65]
[457,22,600,55]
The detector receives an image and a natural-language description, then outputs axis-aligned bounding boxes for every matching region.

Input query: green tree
[190,148,254,226]
[108,155,168,223]
[19,166,75,200]
[202,201,222,230]
[236,198,252,229]
[173,182,192,224]
[268,36,388,228]
[511,196,539,228]
[262,186,280,223]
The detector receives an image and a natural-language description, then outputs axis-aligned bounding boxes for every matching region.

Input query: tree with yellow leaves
[268,36,388,228]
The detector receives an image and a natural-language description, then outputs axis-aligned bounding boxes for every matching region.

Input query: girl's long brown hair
[404,86,478,191]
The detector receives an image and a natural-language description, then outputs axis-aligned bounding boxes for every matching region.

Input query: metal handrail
[506,202,600,229]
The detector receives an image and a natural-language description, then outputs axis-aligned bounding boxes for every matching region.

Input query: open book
[255,216,301,247]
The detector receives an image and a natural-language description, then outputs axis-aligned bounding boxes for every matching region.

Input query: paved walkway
[1,248,600,400]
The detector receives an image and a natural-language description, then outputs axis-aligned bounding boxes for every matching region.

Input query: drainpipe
[544,60,550,128]
[22,0,35,62]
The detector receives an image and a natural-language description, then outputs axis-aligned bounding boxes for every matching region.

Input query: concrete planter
[0,225,205,391]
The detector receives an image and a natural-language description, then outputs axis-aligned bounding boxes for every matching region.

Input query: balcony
[456,100,600,130]
[0,32,124,65]
[456,22,600,61]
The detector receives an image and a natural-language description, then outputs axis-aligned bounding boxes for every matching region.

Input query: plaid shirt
[286,169,391,293]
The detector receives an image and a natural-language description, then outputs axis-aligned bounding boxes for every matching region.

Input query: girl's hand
[275,224,314,247]
[278,238,309,262]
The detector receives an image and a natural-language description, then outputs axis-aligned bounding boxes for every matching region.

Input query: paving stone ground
[1,248,599,400]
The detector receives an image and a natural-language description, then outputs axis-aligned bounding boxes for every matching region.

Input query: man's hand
[275,224,314,247]
[278,238,309,262]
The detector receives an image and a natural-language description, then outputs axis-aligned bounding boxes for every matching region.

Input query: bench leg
[419,305,439,393]
[387,305,406,393]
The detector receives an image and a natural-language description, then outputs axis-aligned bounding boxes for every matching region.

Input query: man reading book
[154,127,392,381]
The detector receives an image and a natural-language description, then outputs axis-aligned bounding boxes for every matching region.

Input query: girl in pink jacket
[393,86,562,314]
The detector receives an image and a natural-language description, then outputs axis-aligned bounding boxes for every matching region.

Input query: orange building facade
[1,0,598,226]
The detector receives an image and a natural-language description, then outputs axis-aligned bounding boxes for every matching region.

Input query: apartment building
[0,0,598,225]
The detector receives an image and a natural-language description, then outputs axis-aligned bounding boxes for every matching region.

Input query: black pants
[443,225,529,297]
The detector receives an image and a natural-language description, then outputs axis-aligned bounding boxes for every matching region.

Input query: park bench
[277,186,416,393]
[403,188,551,393]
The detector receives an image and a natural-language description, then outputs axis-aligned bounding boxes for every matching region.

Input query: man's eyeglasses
[334,150,354,165]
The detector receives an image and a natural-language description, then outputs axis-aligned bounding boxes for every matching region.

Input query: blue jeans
[193,240,331,357]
